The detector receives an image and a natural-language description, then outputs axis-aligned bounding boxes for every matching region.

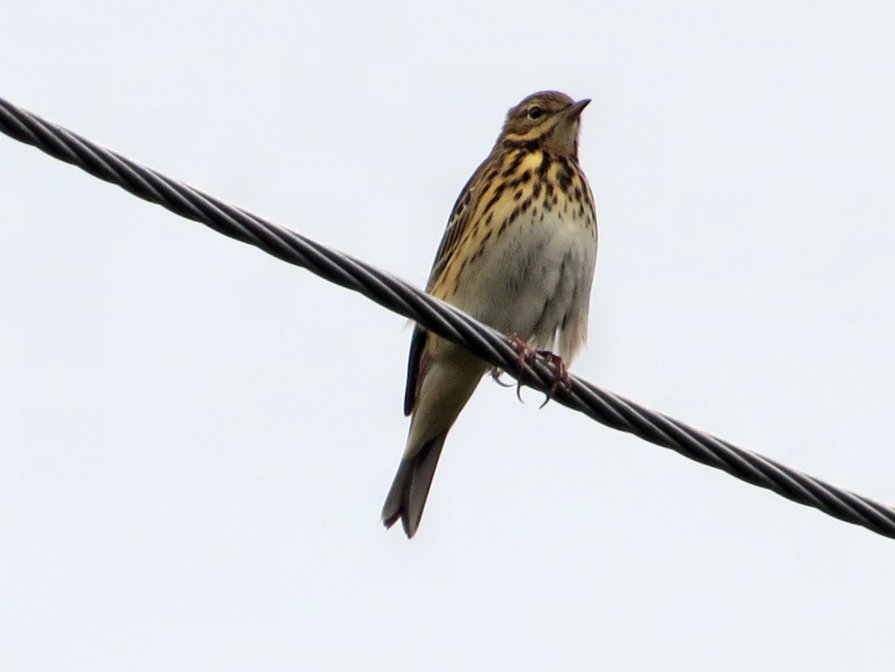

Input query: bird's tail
[381,432,448,538]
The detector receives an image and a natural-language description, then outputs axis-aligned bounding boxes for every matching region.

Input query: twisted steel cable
[2,95,893,540]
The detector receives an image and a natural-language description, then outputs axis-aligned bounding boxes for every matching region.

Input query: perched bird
[382,91,598,537]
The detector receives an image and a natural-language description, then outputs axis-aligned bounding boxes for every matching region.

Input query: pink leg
[534,350,571,408]
[495,335,571,405]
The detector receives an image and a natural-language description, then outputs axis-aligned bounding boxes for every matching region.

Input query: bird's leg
[496,336,571,405]
[535,350,571,408]
[501,333,538,402]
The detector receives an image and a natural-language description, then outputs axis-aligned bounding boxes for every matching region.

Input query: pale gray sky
[2,1,894,670]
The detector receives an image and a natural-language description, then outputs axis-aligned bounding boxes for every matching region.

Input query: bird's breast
[447,171,597,351]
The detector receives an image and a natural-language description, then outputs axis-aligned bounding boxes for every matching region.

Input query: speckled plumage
[382,91,598,537]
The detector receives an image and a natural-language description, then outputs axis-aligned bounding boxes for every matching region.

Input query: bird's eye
[527,106,544,120]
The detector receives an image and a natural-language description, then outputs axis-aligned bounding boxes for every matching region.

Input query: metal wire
[2,95,893,540]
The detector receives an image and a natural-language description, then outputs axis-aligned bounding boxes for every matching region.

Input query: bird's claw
[535,350,571,408]
[496,335,570,406]
[489,367,514,387]
[506,334,537,402]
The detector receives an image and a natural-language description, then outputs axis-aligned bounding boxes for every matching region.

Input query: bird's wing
[403,324,428,416]
[403,156,493,415]
[425,157,493,292]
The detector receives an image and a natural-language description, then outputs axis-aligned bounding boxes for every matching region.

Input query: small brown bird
[382,91,598,537]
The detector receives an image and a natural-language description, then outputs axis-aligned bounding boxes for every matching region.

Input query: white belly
[450,206,597,361]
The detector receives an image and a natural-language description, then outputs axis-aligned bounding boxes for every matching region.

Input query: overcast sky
[2,2,894,670]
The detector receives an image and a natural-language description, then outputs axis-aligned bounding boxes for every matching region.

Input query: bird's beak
[563,98,591,121]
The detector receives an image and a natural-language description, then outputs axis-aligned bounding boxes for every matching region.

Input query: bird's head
[499,90,590,158]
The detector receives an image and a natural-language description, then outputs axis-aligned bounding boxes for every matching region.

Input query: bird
[381,91,598,537]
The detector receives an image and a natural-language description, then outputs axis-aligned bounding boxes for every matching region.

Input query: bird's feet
[489,334,535,399]
[490,334,571,406]
[534,350,571,408]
